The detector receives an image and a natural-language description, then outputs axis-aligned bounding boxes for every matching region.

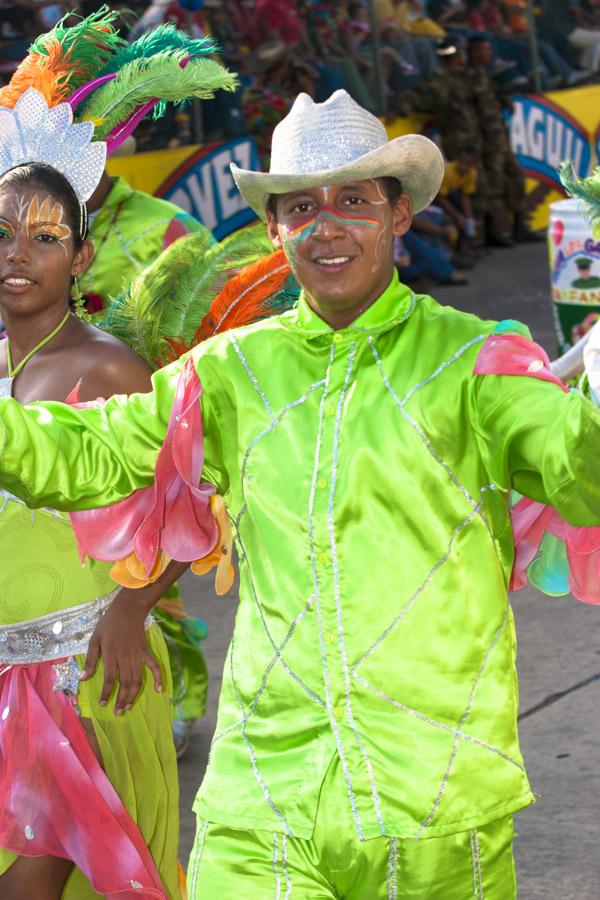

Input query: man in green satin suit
[2,91,600,897]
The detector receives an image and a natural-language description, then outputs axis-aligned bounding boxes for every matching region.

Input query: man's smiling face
[267,178,412,328]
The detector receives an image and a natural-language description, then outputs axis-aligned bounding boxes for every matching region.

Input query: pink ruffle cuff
[69,357,218,577]
[474,330,600,604]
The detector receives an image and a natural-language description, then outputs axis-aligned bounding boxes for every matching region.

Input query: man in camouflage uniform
[401,37,482,162]
[466,35,539,246]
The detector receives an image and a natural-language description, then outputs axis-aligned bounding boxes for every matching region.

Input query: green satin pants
[187,758,517,899]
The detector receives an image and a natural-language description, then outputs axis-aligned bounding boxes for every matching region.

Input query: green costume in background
[2,273,600,895]
[83,175,214,313]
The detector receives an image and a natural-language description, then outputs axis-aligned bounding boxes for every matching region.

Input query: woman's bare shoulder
[72,324,154,399]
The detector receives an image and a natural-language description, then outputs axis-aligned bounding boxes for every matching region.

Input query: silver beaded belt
[0,591,120,665]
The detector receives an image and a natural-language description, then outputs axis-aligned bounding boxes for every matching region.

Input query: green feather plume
[80,52,238,139]
[29,6,125,81]
[103,225,273,367]
[96,24,218,78]
[560,162,600,238]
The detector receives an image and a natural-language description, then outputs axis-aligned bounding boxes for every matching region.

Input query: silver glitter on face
[52,621,63,636]
[1,706,9,720]
[24,825,34,840]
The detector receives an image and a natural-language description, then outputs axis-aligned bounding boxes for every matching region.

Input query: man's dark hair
[0,162,87,247]
[467,34,491,49]
[266,176,403,218]
[457,143,478,157]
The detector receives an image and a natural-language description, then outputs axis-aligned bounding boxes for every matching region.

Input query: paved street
[177,242,600,897]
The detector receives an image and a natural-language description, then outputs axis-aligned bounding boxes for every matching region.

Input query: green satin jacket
[2,272,600,841]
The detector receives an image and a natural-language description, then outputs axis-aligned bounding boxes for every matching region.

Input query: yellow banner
[107,86,600,234]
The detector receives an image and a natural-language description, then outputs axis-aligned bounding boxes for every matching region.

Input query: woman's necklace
[6,309,71,378]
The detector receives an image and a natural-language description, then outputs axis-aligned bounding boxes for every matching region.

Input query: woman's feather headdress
[0,5,237,193]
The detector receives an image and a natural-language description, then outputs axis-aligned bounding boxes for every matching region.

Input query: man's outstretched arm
[0,354,187,511]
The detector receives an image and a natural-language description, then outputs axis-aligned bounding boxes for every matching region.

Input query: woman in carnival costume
[0,7,241,760]
[2,88,600,897]
[0,12,237,898]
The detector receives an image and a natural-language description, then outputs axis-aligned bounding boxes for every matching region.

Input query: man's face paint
[269,179,411,324]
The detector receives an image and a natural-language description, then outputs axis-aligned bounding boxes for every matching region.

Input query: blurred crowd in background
[2,0,598,286]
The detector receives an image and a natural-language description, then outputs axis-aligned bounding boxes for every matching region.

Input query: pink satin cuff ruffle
[69,357,218,577]
[474,331,599,604]
[473,332,569,393]
[0,662,166,897]
[510,496,600,604]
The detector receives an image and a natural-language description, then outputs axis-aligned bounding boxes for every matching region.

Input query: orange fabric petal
[109,549,170,589]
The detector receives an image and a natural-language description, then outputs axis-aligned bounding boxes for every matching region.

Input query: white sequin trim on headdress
[0,88,106,202]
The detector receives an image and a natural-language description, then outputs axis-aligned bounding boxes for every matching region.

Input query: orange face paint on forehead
[26,194,71,242]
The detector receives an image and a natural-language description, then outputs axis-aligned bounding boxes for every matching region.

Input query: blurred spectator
[501,0,590,86]
[394,232,468,285]
[401,37,481,161]
[538,0,600,72]
[466,34,541,243]
[466,0,591,87]
[253,0,303,46]
[303,1,376,110]
[437,144,480,255]
[242,40,317,163]
[425,0,468,27]
[392,1,446,37]
[0,0,39,70]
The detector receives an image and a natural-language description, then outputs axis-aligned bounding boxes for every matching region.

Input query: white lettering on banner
[187,169,218,230]
[509,98,587,184]
[160,137,259,238]
[527,105,544,159]
[212,148,245,220]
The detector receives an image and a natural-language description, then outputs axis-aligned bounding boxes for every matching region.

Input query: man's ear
[266,209,283,248]
[391,192,413,237]
[71,239,94,277]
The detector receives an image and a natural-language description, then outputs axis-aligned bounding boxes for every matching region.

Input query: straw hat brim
[231,133,445,221]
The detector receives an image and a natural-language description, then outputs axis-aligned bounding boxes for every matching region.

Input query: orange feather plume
[0,22,118,109]
[195,249,291,343]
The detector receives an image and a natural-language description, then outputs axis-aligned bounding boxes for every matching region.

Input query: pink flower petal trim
[0,662,167,898]
[473,333,569,393]
[511,495,600,604]
[69,357,218,576]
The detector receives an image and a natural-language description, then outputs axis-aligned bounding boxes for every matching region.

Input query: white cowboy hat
[231,90,444,220]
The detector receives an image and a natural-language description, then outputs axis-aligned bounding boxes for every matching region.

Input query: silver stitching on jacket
[188,819,208,897]
[308,343,365,841]
[416,602,510,838]
[470,828,484,898]
[229,631,293,836]
[211,593,319,745]
[231,333,273,416]
[369,337,483,513]
[328,342,385,835]
[387,837,398,900]
[281,833,292,899]
[354,671,523,769]
[352,506,482,671]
